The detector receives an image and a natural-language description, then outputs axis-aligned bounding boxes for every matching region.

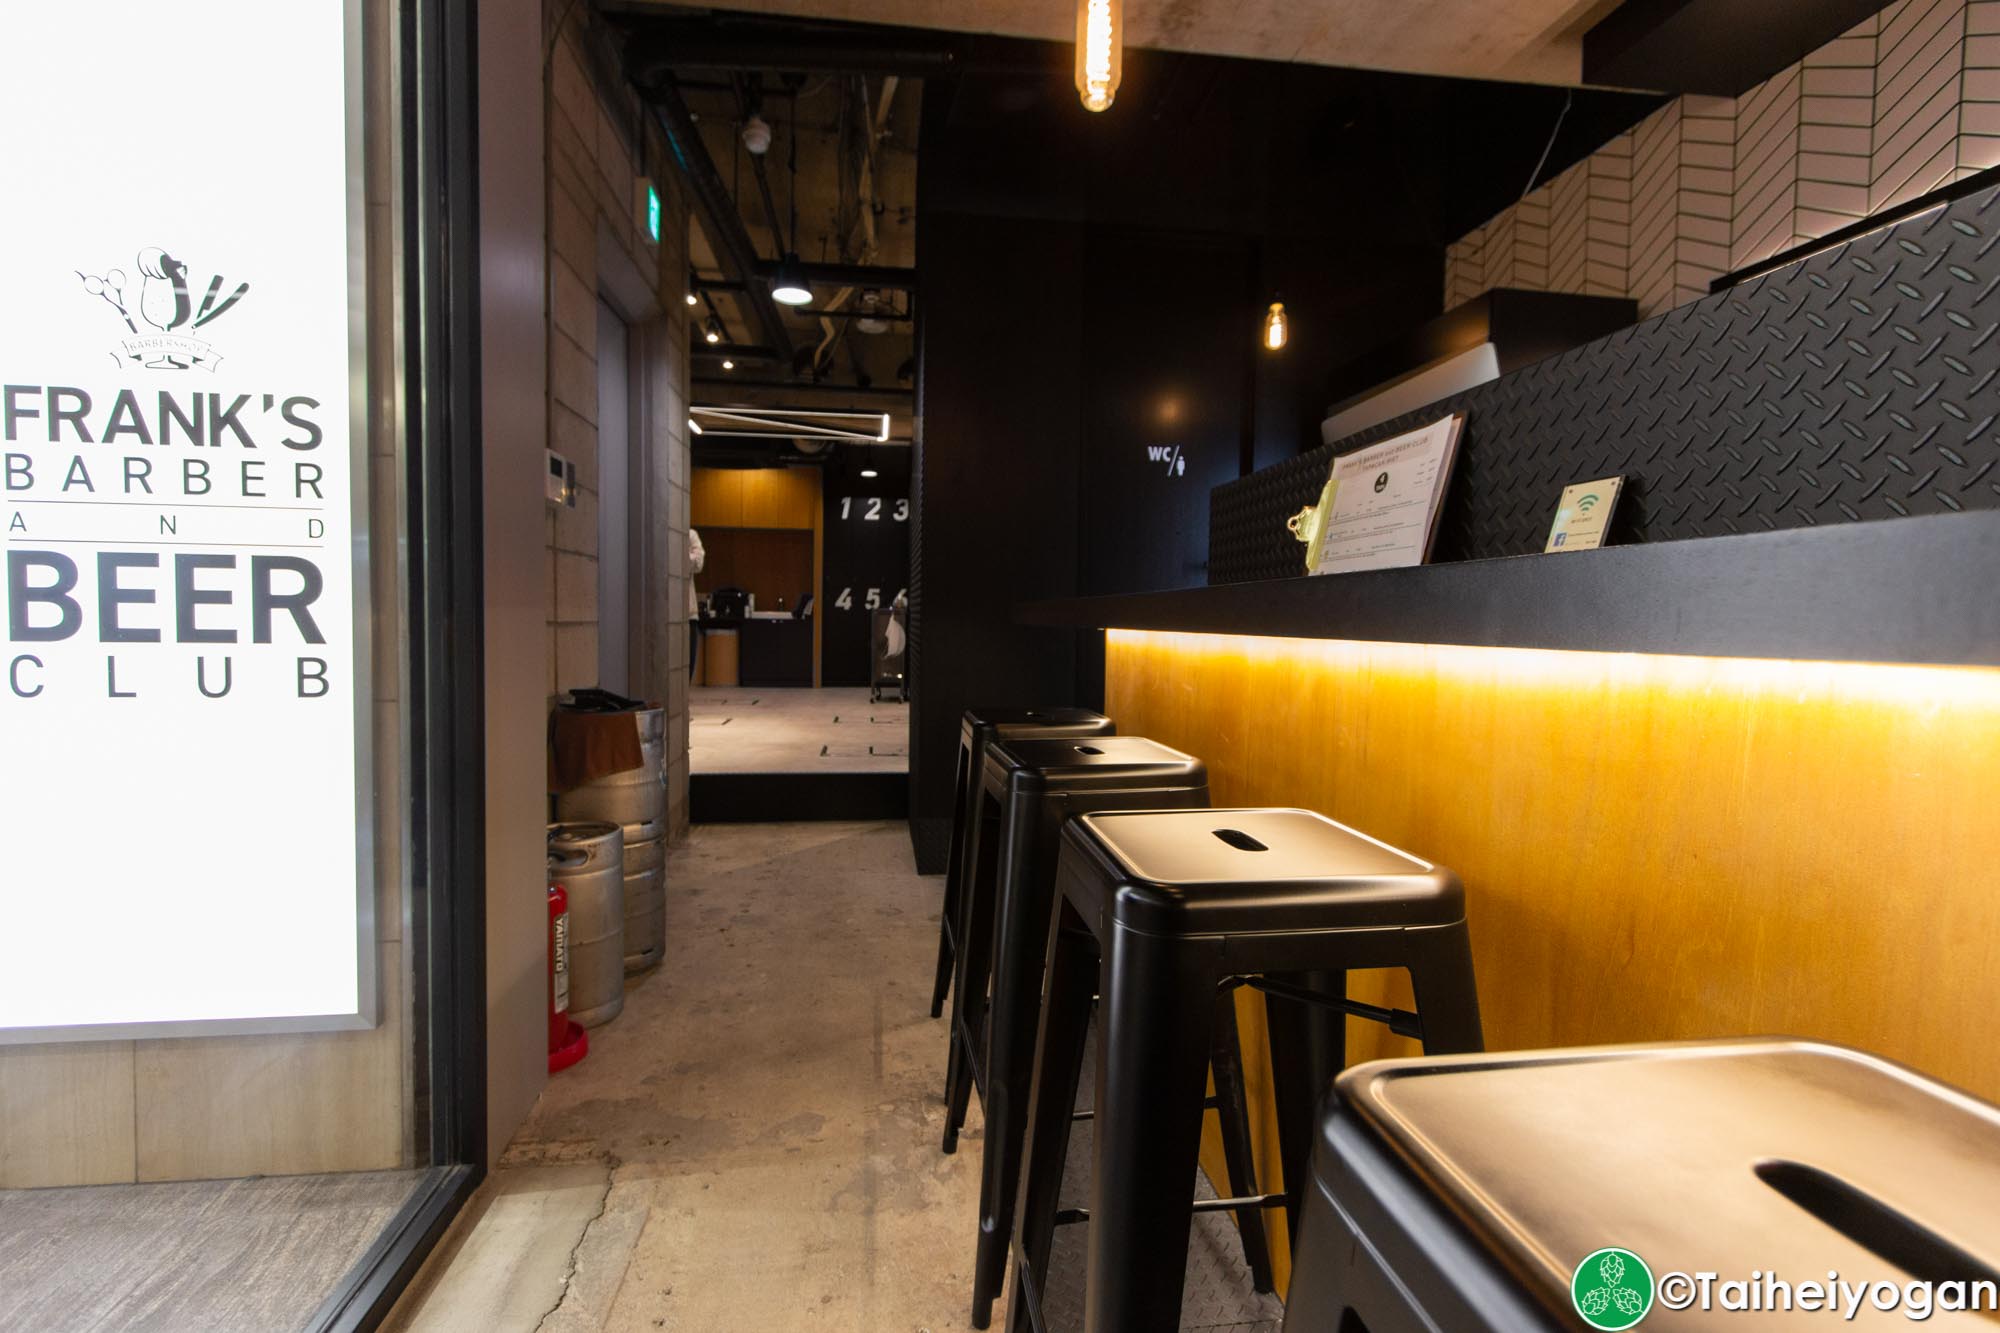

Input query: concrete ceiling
[627,0,1626,87]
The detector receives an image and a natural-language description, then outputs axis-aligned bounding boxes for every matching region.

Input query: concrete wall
[1447,0,2000,318]
[480,0,553,1166]
[544,7,695,841]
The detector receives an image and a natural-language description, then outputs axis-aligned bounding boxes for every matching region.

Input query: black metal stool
[1008,808,1484,1333]
[931,708,1115,1020]
[941,737,1273,1328]
[1283,1039,2000,1332]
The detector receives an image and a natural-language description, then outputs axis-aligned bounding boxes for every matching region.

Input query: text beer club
[4,381,336,700]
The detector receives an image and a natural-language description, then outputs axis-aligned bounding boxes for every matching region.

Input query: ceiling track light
[703,316,723,345]
[1076,0,1123,113]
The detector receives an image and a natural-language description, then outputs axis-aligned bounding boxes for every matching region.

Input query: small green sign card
[1545,476,1623,553]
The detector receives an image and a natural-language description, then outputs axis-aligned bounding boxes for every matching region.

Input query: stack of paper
[1309,413,1465,576]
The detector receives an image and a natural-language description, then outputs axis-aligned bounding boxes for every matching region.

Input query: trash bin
[1284,1038,2000,1332]
[546,821,625,1028]
[702,627,740,687]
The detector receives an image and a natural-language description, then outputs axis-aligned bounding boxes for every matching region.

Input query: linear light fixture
[689,405,891,442]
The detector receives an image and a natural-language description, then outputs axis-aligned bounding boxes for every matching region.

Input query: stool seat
[1285,1039,2000,1332]
[961,705,1113,732]
[983,735,1208,793]
[1063,808,1465,935]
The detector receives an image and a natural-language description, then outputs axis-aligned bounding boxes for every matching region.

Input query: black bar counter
[1018,510,2000,668]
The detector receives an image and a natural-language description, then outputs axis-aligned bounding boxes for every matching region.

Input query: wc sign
[0,0,375,1041]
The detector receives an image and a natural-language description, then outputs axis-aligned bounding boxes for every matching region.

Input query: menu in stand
[1309,414,1465,576]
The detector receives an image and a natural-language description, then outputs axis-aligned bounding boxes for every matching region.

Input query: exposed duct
[620,17,962,83]
[641,75,794,362]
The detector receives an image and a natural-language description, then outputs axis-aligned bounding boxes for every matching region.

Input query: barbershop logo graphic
[76,247,250,371]
[1572,1248,1655,1330]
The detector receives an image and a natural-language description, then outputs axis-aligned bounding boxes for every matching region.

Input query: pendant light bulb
[771,252,813,306]
[703,317,722,345]
[1075,0,1123,113]
[1263,301,1288,352]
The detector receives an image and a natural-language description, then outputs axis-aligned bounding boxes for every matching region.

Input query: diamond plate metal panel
[1211,183,2000,583]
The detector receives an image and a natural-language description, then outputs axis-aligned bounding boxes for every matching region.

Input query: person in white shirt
[687,527,705,678]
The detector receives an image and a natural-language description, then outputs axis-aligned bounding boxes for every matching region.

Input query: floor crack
[532,1162,618,1332]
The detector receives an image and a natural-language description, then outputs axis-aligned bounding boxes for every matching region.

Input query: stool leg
[971,791,1048,1326]
[1210,992,1276,1294]
[1407,921,1484,1055]
[930,736,975,1018]
[943,790,1003,1151]
[1006,910,1096,1333]
[1088,928,1221,1333]
[1266,968,1345,1257]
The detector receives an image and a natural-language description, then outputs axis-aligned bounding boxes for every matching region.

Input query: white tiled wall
[1447,0,2000,319]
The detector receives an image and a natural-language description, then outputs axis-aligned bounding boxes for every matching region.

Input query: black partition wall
[1210,177,2000,583]
[904,48,1660,868]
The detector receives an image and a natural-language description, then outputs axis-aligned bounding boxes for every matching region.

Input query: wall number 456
[833,587,904,611]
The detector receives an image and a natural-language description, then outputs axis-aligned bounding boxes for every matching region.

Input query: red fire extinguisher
[548,881,589,1073]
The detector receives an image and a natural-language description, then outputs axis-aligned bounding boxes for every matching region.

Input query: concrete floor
[690,687,909,775]
[388,821,991,1332]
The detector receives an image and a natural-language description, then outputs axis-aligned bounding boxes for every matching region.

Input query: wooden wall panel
[1111,629,2000,1287]
[0,1043,135,1188]
[697,528,814,612]
[692,467,822,682]
[133,943,405,1181]
[692,467,818,532]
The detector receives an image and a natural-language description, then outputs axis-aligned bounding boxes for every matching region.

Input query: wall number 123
[838,497,909,521]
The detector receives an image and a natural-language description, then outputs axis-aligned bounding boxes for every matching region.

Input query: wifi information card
[1545,477,1624,553]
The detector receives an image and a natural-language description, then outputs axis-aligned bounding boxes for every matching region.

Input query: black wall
[906,44,1659,866]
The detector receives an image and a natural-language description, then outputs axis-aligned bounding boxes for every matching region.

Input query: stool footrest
[1051,1191,1286,1229]
[1070,1092,1222,1125]
[1232,974,1424,1040]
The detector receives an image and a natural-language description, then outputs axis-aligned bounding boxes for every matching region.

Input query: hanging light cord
[1521,87,1574,200]
[787,102,800,254]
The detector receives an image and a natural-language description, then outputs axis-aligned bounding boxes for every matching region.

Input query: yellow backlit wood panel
[1112,629,2000,1289]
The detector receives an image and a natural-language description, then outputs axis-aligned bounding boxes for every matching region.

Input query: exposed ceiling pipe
[754,259,916,291]
[622,23,961,82]
[693,343,783,361]
[641,75,794,362]
[813,74,900,377]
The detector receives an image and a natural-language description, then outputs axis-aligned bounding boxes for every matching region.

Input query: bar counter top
[1018,509,2000,668]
